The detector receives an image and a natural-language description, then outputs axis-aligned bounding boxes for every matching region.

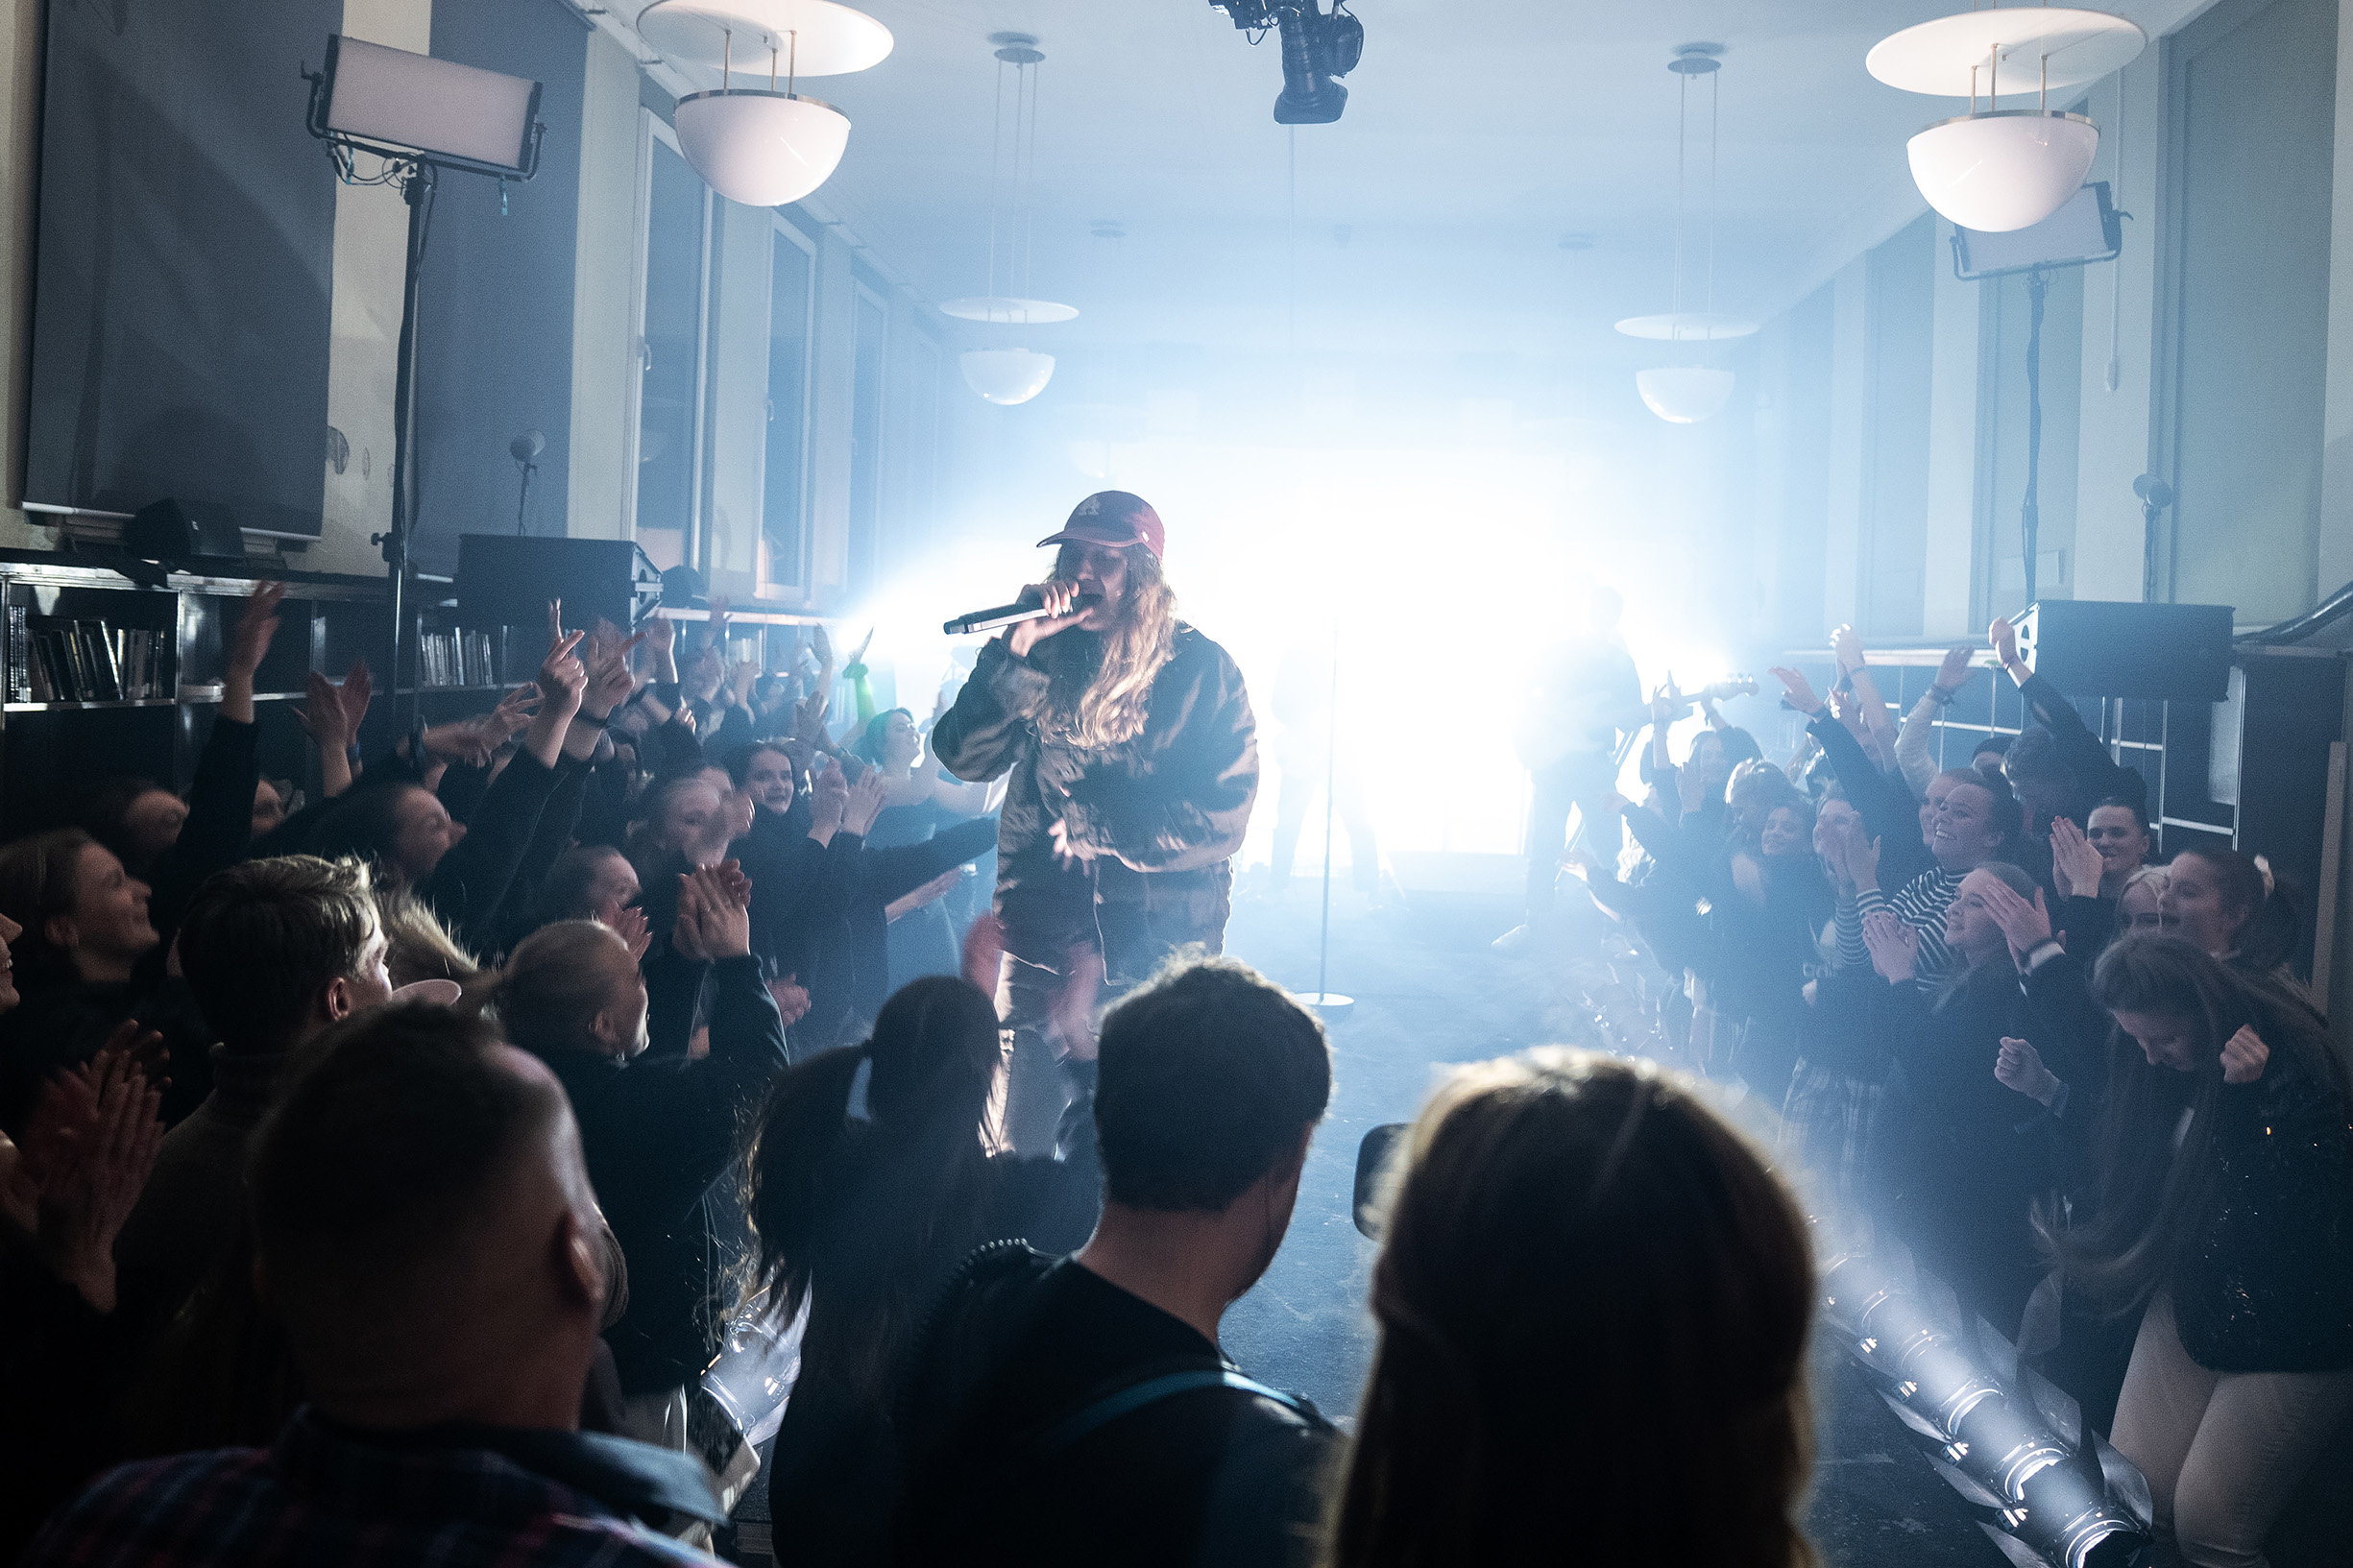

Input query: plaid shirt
[23,1408,726,1568]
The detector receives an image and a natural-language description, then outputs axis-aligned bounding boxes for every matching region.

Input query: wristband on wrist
[574,710,610,729]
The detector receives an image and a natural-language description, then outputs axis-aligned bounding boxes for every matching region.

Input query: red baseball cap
[1036,491,1164,560]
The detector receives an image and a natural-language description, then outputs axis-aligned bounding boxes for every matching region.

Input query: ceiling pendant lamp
[1868,7,2144,233]
[953,36,1072,406]
[1630,46,1742,425]
[640,0,890,206]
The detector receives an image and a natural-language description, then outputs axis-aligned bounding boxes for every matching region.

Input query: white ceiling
[637,0,2215,357]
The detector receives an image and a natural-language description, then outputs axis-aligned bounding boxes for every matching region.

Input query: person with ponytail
[2163,845,2303,983]
[743,975,1102,1564]
[2042,935,2353,1568]
[1325,1050,1816,1568]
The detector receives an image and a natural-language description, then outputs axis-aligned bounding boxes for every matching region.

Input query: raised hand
[682,864,751,959]
[1861,909,1919,983]
[1934,642,1975,693]
[885,869,962,923]
[793,691,831,749]
[1007,581,1089,658]
[1767,665,1825,717]
[26,1049,162,1310]
[601,902,651,963]
[1990,615,2025,677]
[220,581,286,723]
[809,759,850,842]
[538,626,588,717]
[1996,1036,2062,1107]
[2050,817,2103,900]
[485,681,544,740]
[1977,876,2055,960]
[668,873,710,963]
[1831,623,1864,675]
[847,627,877,669]
[2220,1025,2269,1085]
[841,768,887,838]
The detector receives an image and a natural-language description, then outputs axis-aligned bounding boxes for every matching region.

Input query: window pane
[635,137,704,562]
[848,293,887,596]
[764,233,813,590]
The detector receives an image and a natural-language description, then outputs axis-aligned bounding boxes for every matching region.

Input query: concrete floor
[1214,864,2004,1568]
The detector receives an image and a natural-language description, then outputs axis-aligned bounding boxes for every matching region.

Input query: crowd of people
[1553,615,2353,1568]
[0,516,2348,1568]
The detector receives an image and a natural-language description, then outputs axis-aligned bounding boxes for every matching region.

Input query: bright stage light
[313,36,542,174]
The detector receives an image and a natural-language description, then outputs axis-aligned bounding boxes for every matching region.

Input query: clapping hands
[671,862,752,962]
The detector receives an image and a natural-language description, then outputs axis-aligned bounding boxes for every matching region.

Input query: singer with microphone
[933,490,1260,1152]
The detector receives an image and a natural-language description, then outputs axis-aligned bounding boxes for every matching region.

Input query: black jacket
[892,1247,1335,1568]
[931,626,1257,974]
[524,953,788,1395]
[767,1125,1105,1566]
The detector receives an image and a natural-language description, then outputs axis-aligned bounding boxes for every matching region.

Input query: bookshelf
[0,550,550,832]
[0,549,837,833]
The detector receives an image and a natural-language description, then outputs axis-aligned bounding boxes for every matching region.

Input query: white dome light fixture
[1868,7,2144,233]
[641,0,885,206]
[1637,368,1736,425]
[961,349,1057,406]
[1631,46,1740,424]
[954,36,1074,406]
[673,88,848,206]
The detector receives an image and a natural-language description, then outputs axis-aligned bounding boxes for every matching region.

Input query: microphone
[943,594,1103,636]
[510,429,546,465]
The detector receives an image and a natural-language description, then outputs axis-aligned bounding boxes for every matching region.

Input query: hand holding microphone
[942,581,1104,640]
[1008,580,1091,657]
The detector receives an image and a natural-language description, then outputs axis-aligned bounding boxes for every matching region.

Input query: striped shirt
[1840,866,1966,983]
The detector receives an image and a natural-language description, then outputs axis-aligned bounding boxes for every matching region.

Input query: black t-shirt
[893,1246,1336,1568]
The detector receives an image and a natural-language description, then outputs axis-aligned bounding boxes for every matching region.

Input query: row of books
[8,609,172,703]
[417,629,501,689]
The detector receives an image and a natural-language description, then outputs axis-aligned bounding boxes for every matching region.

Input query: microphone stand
[1298,623,1352,1021]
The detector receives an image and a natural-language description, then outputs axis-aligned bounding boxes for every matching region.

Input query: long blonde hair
[1034,542,1178,750]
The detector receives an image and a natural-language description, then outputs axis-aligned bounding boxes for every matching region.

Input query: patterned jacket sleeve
[1060,645,1259,875]
[932,639,1048,784]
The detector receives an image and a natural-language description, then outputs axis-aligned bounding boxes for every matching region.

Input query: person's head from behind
[314,783,458,889]
[180,856,391,1054]
[2085,798,2150,887]
[747,977,1003,1319]
[375,887,480,988]
[2162,845,2279,964]
[2001,726,2075,829]
[248,1004,608,1431]
[493,920,648,1060]
[534,844,640,929]
[725,741,799,819]
[0,828,158,988]
[1330,1049,1813,1568]
[2116,866,2175,937]
[84,776,187,875]
[1929,771,2019,872]
[1093,955,1332,1295]
[1942,861,2038,973]
[1971,734,2012,779]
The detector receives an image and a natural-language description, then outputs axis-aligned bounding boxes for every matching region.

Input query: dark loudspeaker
[455,535,662,630]
[125,497,243,561]
[2014,600,2235,702]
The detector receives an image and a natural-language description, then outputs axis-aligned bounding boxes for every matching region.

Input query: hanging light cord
[1671,69,1687,344]
[985,59,1006,303]
[1706,66,1718,327]
[1288,126,1298,353]
[1021,58,1041,302]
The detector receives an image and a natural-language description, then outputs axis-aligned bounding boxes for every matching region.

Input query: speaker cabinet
[455,536,661,630]
[2015,600,2234,702]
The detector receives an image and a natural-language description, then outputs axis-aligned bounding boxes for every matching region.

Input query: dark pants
[1523,751,1619,920]
[1272,754,1377,892]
